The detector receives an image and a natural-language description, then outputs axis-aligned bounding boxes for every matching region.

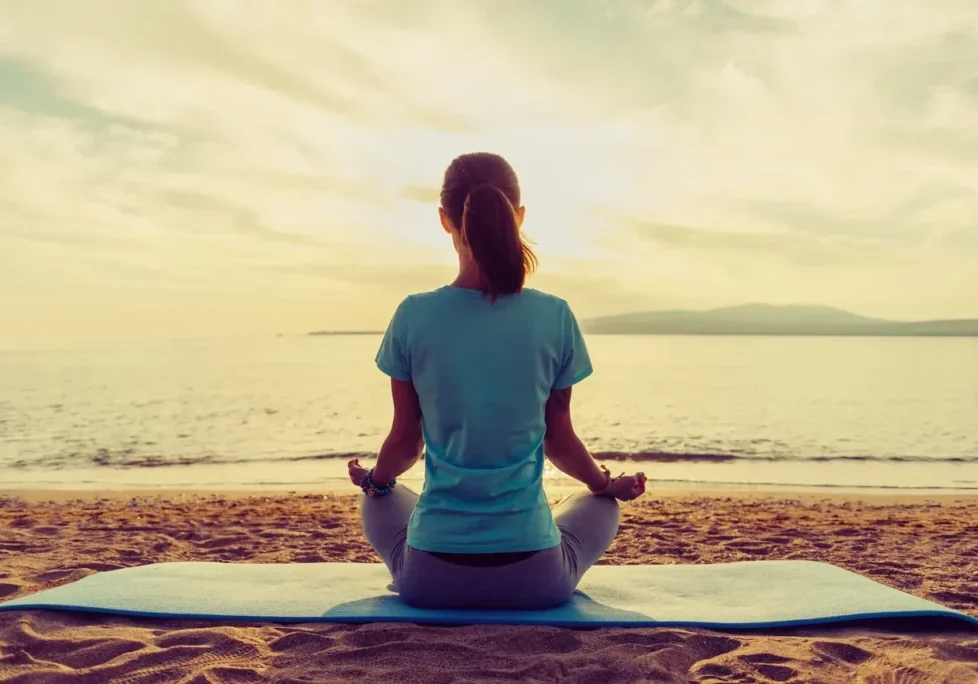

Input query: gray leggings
[360,487,620,610]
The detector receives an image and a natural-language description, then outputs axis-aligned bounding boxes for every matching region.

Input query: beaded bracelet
[360,468,397,497]
[589,464,614,494]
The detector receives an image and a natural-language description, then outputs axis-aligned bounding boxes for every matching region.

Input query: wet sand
[1,490,976,682]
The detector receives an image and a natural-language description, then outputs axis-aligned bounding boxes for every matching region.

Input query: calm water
[1,335,976,492]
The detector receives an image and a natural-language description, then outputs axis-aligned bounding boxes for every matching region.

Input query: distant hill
[583,304,978,336]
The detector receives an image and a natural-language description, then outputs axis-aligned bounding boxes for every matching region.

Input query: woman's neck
[451,261,483,290]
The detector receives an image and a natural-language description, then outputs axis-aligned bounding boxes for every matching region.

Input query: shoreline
[3,486,976,505]
[5,455,973,496]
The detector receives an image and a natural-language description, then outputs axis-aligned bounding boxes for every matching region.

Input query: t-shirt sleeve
[375,298,412,381]
[553,302,593,389]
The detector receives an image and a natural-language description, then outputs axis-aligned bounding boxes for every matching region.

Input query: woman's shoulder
[520,288,572,311]
[394,287,449,306]
[392,287,461,318]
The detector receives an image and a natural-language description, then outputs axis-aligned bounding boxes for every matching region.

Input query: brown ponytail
[440,153,537,301]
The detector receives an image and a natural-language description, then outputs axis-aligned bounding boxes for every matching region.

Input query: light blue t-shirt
[375,286,593,554]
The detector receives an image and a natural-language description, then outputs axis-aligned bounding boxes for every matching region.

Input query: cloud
[624,217,882,265]
[1,0,977,347]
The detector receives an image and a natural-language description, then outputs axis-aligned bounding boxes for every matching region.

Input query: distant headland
[582,304,978,336]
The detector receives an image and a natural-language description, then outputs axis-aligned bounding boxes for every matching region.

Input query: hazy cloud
[626,217,882,265]
[2,0,977,347]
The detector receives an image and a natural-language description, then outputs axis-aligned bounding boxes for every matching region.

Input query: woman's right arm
[545,301,646,500]
[543,386,611,493]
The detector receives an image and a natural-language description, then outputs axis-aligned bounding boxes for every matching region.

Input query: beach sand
[0,490,975,683]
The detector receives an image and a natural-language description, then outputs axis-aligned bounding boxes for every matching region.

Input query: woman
[347,152,646,610]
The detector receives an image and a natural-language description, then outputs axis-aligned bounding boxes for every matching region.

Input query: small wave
[94,454,226,469]
[283,452,376,463]
[639,477,978,492]
[282,450,978,465]
[7,448,976,471]
[592,451,978,464]
[7,450,226,470]
[594,451,739,463]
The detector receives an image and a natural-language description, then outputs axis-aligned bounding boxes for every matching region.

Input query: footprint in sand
[327,638,482,666]
[730,652,799,682]
[813,640,873,665]
[34,569,89,583]
[722,541,773,556]
[55,638,146,670]
[860,664,930,684]
[95,638,261,681]
[155,628,252,652]
[932,641,978,663]
[0,581,21,599]
[751,663,799,681]
[193,665,266,683]
[269,630,337,654]
[869,560,908,570]
[928,590,978,605]
[472,628,582,655]
[78,562,126,573]
[685,634,743,661]
[694,663,756,683]
[610,630,687,649]
[738,653,794,665]
[195,535,251,549]
[341,625,419,649]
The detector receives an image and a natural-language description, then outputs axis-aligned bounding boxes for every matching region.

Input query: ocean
[1,335,976,494]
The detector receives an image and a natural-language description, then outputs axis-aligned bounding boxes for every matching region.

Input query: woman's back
[354,151,644,610]
[376,285,592,553]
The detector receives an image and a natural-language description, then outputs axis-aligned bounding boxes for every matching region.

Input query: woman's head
[439,152,537,300]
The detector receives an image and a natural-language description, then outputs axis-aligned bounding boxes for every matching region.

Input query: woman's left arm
[371,378,424,486]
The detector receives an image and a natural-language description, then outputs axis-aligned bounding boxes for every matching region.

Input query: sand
[0,491,975,683]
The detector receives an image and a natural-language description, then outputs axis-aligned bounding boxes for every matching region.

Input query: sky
[2,0,977,348]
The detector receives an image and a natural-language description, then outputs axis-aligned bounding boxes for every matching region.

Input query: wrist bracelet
[589,465,613,494]
[360,468,397,497]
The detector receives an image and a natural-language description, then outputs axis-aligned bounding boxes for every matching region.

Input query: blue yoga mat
[1,560,975,628]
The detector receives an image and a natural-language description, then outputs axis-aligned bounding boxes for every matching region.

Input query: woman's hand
[348,458,369,488]
[607,472,647,501]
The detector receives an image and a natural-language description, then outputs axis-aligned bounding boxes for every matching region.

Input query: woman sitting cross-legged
[348,151,646,610]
